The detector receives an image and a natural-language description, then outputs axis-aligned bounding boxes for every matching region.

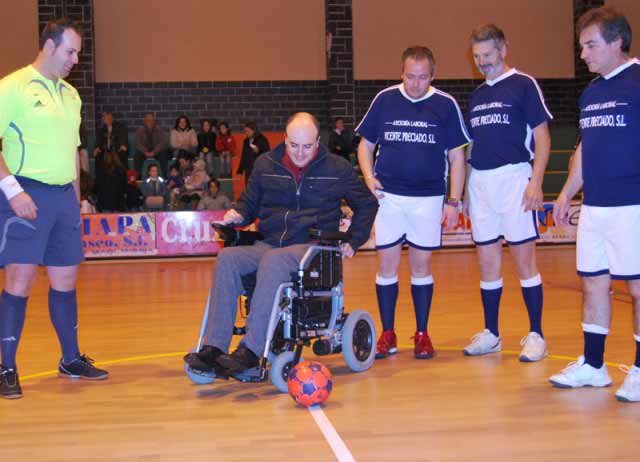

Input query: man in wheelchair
[184,112,378,379]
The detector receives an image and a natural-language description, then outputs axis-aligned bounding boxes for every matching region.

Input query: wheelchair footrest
[230,367,267,383]
[232,326,246,335]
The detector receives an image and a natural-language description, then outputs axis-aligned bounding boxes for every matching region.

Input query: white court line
[308,405,356,462]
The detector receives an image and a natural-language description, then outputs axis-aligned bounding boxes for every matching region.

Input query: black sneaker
[0,366,22,399]
[183,345,225,372]
[216,346,259,373]
[58,354,109,380]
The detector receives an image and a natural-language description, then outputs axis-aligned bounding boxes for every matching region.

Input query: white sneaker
[519,332,548,362]
[615,365,640,402]
[463,329,502,356]
[549,356,612,388]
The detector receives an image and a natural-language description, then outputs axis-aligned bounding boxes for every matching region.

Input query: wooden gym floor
[1,246,639,461]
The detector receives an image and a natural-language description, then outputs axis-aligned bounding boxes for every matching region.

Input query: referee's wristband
[0,175,24,200]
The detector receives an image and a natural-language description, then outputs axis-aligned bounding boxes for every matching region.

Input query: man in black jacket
[237,120,270,186]
[94,111,129,167]
[185,112,378,374]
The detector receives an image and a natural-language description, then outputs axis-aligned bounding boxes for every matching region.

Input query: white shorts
[577,204,640,280]
[468,163,538,246]
[375,192,443,250]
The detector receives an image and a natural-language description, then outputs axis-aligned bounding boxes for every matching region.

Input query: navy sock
[48,288,80,364]
[376,275,398,332]
[411,276,434,332]
[0,291,28,369]
[480,279,502,337]
[521,275,543,337]
[583,331,606,369]
[635,336,640,368]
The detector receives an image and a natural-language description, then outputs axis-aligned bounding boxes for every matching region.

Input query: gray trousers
[202,241,310,357]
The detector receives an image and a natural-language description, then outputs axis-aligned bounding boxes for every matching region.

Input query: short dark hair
[577,6,632,53]
[175,115,192,130]
[470,24,507,48]
[147,163,159,174]
[208,178,220,189]
[244,120,258,132]
[401,46,436,74]
[39,17,81,50]
[218,121,231,133]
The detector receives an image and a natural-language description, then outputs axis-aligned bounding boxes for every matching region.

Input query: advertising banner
[82,213,157,257]
[155,210,225,256]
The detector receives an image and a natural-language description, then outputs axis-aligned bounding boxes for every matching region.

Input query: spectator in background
[197,179,232,211]
[170,115,198,161]
[198,118,218,176]
[95,111,128,167]
[94,150,127,212]
[141,164,167,210]
[179,158,209,208]
[216,121,236,178]
[166,163,185,210]
[328,117,353,162]
[237,120,269,185]
[135,112,167,177]
[126,169,144,211]
[79,169,96,214]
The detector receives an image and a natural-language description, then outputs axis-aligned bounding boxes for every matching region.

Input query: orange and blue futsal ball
[287,360,333,407]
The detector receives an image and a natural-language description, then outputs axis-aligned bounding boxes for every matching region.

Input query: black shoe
[183,345,225,372]
[0,366,22,399]
[216,346,259,373]
[58,354,109,380]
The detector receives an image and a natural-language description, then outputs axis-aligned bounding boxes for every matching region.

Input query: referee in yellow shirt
[0,18,108,400]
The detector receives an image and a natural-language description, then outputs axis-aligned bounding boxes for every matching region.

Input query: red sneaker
[412,331,434,359]
[375,330,398,359]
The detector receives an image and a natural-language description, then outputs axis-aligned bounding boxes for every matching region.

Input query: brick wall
[94,80,328,133]
[38,0,96,139]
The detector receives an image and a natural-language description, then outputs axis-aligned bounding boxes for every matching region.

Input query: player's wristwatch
[446,196,461,210]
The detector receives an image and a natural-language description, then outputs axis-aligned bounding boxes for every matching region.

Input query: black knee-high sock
[48,288,80,363]
[0,291,28,369]
[521,274,543,336]
[583,323,608,369]
[376,275,398,332]
[480,279,502,337]
[411,275,434,332]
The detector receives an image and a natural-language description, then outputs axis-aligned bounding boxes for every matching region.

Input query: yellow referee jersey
[0,65,81,185]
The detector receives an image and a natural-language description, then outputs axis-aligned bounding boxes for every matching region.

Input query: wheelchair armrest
[212,223,264,246]
[308,228,351,243]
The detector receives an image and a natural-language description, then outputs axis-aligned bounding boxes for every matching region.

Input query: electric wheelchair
[185,223,377,393]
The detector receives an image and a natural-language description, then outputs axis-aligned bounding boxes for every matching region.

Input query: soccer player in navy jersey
[550,7,640,402]
[357,46,469,360]
[462,25,552,362]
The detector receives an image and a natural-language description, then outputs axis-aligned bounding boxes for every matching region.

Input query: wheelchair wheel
[270,351,304,393]
[342,309,376,372]
[184,348,216,385]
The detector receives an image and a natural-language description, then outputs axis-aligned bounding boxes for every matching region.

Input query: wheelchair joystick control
[313,339,333,356]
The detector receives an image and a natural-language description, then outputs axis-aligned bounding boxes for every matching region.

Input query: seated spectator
[328,117,353,162]
[135,112,167,178]
[197,179,232,211]
[94,150,127,212]
[126,169,144,211]
[170,115,198,161]
[166,164,185,210]
[141,164,167,210]
[197,118,218,176]
[95,111,128,166]
[215,121,236,178]
[178,159,209,209]
[237,120,270,185]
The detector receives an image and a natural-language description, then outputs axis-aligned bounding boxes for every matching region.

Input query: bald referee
[0,18,108,400]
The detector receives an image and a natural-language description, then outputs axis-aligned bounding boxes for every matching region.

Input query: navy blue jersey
[357,84,470,197]
[467,69,552,170]
[579,59,640,207]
